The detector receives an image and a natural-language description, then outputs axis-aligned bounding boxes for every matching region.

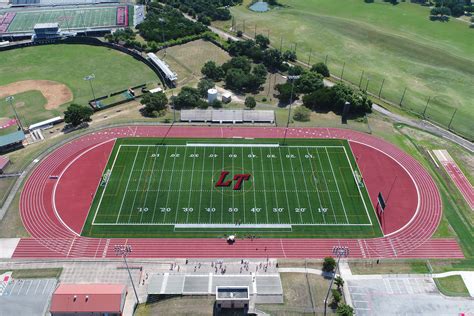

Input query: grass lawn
[0,44,159,120]
[217,0,474,140]
[350,260,430,275]
[434,275,470,297]
[82,137,380,238]
[0,91,50,127]
[0,268,63,279]
[136,297,215,316]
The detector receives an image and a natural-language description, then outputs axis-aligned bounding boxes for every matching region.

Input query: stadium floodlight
[324,246,349,316]
[83,74,97,107]
[114,244,140,305]
[5,96,24,131]
[282,75,300,145]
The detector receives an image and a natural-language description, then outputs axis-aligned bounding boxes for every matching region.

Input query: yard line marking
[310,147,336,223]
[296,147,320,223]
[324,147,349,224]
[258,148,270,224]
[173,146,188,224]
[115,146,141,223]
[231,146,235,224]
[241,147,246,224]
[128,147,150,223]
[285,147,305,223]
[260,148,281,224]
[197,147,206,224]
[208,147,216,224]
[140,145,161,223]
[276,147,293,224]
[250,147,258,224]
[151,146,170,223]
[220,147,225,224]
[265,147,280,223]
[185,147,198,223]
[342,146,373,226]
[93,144,122,225]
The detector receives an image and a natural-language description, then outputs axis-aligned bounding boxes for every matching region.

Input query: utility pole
[114,245,140,305]
[5,96,24,130]
[399,87,407,106]
[282,75,300,146]
[422,96,431,119]
[307,48,312,66]
[340,62,345,80]
[83,74,97,107]
[324,246,349,316]
[378,78,385,97]
[358,70,364,88]
[448,108,458,130]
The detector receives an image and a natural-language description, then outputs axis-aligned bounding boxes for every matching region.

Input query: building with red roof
[50,283,127,316]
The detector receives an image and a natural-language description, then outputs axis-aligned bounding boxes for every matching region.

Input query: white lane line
[324,147,349,223]
[116,146,141,223]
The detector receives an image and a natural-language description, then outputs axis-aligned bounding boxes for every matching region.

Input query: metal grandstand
[181,109,275,124]
[147,53,178,82]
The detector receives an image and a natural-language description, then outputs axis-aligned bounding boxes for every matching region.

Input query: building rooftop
[34,22,59,29]
[216,287,249,300]
[50,284,126,313]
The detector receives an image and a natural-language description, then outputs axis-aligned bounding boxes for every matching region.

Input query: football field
[82,138,382,238]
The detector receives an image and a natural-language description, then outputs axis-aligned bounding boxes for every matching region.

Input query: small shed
[221,92,232,103]
[0,155,10,174]
[216,286,249,310]
[50,284,127,316]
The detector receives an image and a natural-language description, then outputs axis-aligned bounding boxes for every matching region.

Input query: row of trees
[158,0,242,25]
[322,257,354,316]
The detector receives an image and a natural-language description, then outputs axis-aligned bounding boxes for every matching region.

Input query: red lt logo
[215,171,251,190]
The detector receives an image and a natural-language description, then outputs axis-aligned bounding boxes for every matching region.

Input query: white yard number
[189,153,199,158]
[209,154,218,158]
[160,207,171,213]
[286,154,295,158]
[183,208,193,213]
[273,208,284,213]
[138,207,149,212]
[248,154,257,158]
[228,154,237,158]
[305,154,313,158]
[205,208,216,213]
[228,208,238,213]
[170,153,180,158]
[150,154,160,158]
[267,154,276,158]
[318,207,328,213]
[250,207,261,213]
[295,208,306,213]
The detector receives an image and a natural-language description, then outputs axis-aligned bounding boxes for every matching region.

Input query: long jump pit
[13,126,464,259]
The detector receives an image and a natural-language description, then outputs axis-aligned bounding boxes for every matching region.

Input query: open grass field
[156,39,231,86]
[0,44,158,120]
[1,5,130,33]
[218,0,474,140]
[82,137,381,238]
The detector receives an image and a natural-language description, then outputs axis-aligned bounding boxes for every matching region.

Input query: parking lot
[348,276,474,316]
[0,278,57,316]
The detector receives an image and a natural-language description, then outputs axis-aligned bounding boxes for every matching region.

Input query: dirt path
[0,80,73,110]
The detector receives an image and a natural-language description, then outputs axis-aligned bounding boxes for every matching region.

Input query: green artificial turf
[82,138,381,238]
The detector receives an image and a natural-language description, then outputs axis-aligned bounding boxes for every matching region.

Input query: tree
[331,289,342,306]
[293,106,311,122]
[288,65,305,76]
[262,48,283,69]
[303,87,334,111]
[336,304,354,316]
[64,103,93,127]
[225,68,248,91]
[295,71,324,94]
[252,64,268,84]
[172,86,206,109]
[275,82,296,104]
[311,62,330,77]
[255,34,270,48]
[245,96,257,109]
[335,276,344,290]
[322,256,336,272]
[282,50,297,62]
[222,56,252,73]
[140,92,168,117]
[201,61,225,81]
[197,78,215,97]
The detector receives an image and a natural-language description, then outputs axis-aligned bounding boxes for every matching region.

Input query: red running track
[14,126,464,259]
[441,161,474,210]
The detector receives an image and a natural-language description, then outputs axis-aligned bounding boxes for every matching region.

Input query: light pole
[282,75,300,145]
[83,74,97,107]
[324,246,349,316]
[114,245,140,305]
[5,96,24,130]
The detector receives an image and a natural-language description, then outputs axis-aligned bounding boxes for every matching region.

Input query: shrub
[322,256,336,272]
[245,96,257,109]
[293,106,311,122]
[311,62,330,77]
